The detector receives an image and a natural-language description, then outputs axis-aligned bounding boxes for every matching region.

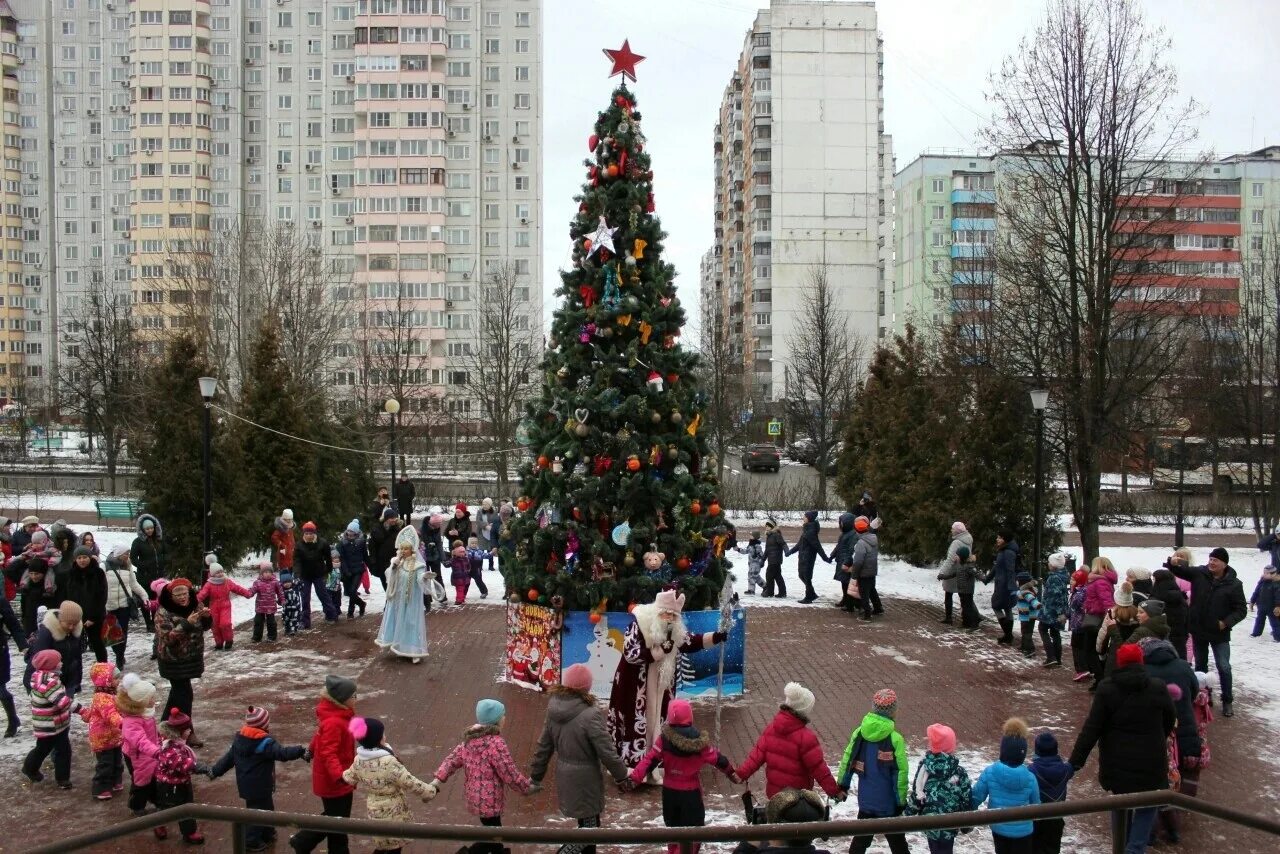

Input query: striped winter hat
[245,706,270,729]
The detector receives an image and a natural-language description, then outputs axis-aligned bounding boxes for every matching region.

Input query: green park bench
[95,498,145,526]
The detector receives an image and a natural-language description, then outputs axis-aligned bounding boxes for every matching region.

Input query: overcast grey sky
[541,0,1280,329]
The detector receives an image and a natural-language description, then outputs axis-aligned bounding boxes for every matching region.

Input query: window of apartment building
[514,66,530,82]
[140,11,161,24]
[484,66,501,83]
[448,33,471,50]
[931,178,945,193]
[332,117,354,134]
[931,205,944,220]
[1251,210,1264,225]
[169,10,192,24]
[514,175,530,191]
[278,11,294,27]
[170,36,192,49]
[484,38,501,55]
[1253,182,1264,197]
[515,11,531,26]
[277,67,293,83]
[447,4,471,21]
[485,10,500,26]
[514,39,530,53]
[931,232,945,247]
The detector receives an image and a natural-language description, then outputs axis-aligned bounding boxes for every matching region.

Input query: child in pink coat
[249,562,285,643]
[627,699,740,854]
[196,563,251,651]
[79,662,125,799]
[118,674,167,837]
[449,541,471,605]
[432,699,535,840]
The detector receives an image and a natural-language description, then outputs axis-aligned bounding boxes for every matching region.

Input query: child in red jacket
[155,707,209,845]
[736,682,844,800]
[627,699,740,854]
[290,674,358,854]
[197,563,251,651]
[249,563,285,643]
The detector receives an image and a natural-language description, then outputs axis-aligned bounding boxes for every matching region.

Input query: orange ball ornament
[690,500,702,515]
[528,589,540,602]
[589,612,602,624]
[708,501,721,517]
[537,455,549,469]
[516,496,532,512]
[606,163,619,178]
[626,454,641,472]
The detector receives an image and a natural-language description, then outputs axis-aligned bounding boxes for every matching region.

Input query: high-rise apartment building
[889,146,1280,335]
[0,2,28,406]
[4,0,542,422]
[700,0,891,405]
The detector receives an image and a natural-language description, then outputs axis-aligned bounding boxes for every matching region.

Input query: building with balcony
[7,0,542,423]
[700,0,891,405]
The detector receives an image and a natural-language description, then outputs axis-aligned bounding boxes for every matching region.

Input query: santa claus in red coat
[606,588,727,768]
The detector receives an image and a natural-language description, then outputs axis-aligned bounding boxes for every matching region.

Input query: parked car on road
[814,441,844,476]
[741,443,782,473]
[786,438,816,464]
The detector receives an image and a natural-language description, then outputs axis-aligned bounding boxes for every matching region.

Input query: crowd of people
[0,493,1273,854]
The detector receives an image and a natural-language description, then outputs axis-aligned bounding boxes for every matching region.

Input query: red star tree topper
[603,39,645,82]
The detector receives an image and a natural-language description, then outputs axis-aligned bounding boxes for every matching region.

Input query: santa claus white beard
[632,603,687,730]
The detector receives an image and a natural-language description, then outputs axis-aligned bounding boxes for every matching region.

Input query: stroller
[733,789,832,854]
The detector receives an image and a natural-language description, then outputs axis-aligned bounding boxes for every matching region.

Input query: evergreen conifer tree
[134,334,255,577]
[502,82,729,612]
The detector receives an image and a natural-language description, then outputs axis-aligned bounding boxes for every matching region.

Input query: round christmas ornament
[611,521,632,546]
[626,454,641,472]
[509,592,522,604]
[708,500,722,517]
[527,589,540,602]
[690,500,702,516]
[537,455,549,469]
[588,133,598,151]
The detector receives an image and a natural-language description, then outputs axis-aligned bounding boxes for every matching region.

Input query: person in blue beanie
[1029,731,1074,854]
[972,718,1040,854]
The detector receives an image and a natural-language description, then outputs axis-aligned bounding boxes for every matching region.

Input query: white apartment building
[700,0,891,405]
[4,0,542,424]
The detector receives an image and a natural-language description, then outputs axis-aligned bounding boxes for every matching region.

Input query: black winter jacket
[1140,639,1201,762]
[986,540,1021,611]
[831,513,858,582]
[1069,664,1175,794]
[764,530,788,568]
[367,521,404,577]
[786,518,829,573]
[293,537,333,582]
[56,561,109,627]
[210,728,307,800]
[129,514,167,589]
[393,480,416,516]
[444,511,472,545]
[1150,571,1189,641]
[1167,563,1247,643]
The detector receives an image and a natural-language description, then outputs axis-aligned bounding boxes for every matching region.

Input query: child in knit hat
[1039,555,1071,668]
[734,531,766,595]
[432,699,535,849]
[209,706,310,853]
[465,536,492,600]
[972,718,1040,853]
[79,661,125,799]
[450,540,471,606]
[1067,568,1092,680]
[626,699,741,854]
[343,717,438,854]
[196,563,252,651]
[22,648,80,788]
[155,707,209,845]
[1014,572,1042,658]
[1028,730,1074,854]
[905,724,971,854]
[837,689,909,854]
[118,674,164,826]
[278,561,302,636]
[249,563,286,643]
[736,682,843,800]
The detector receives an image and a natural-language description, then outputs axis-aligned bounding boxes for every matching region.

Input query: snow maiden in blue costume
[375,525,430,662]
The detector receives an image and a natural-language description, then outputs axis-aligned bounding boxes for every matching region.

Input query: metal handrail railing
[25,790,1280,854]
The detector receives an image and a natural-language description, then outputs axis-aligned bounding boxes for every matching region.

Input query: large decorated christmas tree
[502,43,730,613]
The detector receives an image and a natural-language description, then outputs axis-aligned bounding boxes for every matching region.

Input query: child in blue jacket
[208,706,309,853]
[972,718,1040,854]
[1249,565,1279,640]
[1015,572,1042,658]
[1039,555,1072,668]
[837,689,909,854]
[1029,730,1074,854]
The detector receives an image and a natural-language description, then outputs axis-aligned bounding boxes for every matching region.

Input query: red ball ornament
[667,373,679,385]
[676,556,691,571]
[537,455,549,469]
[588,133,599,151]
[708,501,722,517]
[606,163,619,178]
[588,166,598,179]
[690,500,702,515]
[528,589,540,602]
[646,193,656,213]
[589,612,602,625]
[516,496,532,512]
[616,95,628,108]
[573,507,583,521]
[627,457,641,472]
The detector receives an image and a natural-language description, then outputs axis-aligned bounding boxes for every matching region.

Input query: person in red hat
[294,521,339,627]
[1069,643,1176,854]
[155,706,208,844]
[445,502,473,544]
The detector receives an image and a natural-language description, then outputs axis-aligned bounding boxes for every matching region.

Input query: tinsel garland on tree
[501,83,730,613]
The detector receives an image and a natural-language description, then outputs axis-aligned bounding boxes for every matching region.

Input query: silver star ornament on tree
[586,216,617,257]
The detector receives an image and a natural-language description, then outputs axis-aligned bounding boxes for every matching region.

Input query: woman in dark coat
[786,511,830,604]
[154,578,212,746]
[1069,642,1175,853]
[830,512,858,612]
[130,513,167,592]
[1151,569,1189,659]
[984,532,1021,645]
[57,546,109,664]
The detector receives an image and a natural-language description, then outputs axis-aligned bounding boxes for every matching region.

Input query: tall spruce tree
[502,81,729,612]
[134,334,255,577]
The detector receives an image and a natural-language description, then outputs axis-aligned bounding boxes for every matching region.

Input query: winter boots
[997,618,1015,645]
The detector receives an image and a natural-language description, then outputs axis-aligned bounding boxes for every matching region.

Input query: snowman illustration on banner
[585,614,624,694]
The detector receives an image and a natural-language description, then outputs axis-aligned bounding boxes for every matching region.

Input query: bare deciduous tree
[980,0,1204,561]
[461,262,540,493]
[784,265,864,507]
[694,307,747,482]
[57,282,142,493]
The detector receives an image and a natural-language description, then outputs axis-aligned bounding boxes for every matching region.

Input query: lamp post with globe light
[385,398,400,506]
[198,377,218,556]
[1030,389,1049,577]
[1174,416,1192,548]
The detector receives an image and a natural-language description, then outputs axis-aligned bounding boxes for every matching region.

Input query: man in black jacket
[786,511,830,604]
[366,508,403,592]
[392,475,416,519]
[294,522,338,626]
[1166,547,1247,717]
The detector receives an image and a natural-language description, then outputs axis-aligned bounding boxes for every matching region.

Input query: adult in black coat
[23,602,85,697]
[1150,569,1189,659]
[785,511,830,604]
[444,502,473,545]
[366,509,403,591]
[830,512,859,612]
[984,533,1021,645]
[762,522,788,598]
[1166,548,1247,715]
[364,489,391,534]
[294,523,339,626]
[393,475,416,519]
[1069,643,1176,852]
[130,514,167,592]
[0,593,30,736]
[56,546,109,664]
[856,491,878,522]
[48,526,78,588]
[1138,637,1201,764]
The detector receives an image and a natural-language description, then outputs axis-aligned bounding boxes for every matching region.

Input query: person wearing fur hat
[56,544,110,664]
[0,581,28,737]
[103,545,151,669]
[22,648,80,788]
[79,662,125,798]
[196,563,251,651]
[118,674,163,821]
[23,600,84,697]
[786,510,830,604]
[432,699,535,851]
[153,577,212,744]
[1165,547,1246,716]
[755,788,834,854]
[129,513,167,592]
[155,707,209,844]
[375,525,430,662]
[625,699,740,854]
[837,688,910,854]
[530,663,629,851]
[334,520,369,620]
[209,706,310,853]
[1039,554,1072,668]
[1125,567,1154,603]
[972,719,1039,853]
[737,682,842,800]
[342,716,437,854]
[367,506,404,592]
[1029,731,1074,854]
[606,589,730,769]
[906,723,971,854]
[289,675,359,854]
[1069,643,1176,854]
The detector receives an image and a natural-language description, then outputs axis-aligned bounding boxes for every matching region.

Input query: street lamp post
[1030,389,1050,578]
[385,398,400,511]
[198,377,218,557]
[1174,416,1192,548]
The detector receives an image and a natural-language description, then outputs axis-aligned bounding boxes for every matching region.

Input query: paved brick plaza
[4,596,1275,853]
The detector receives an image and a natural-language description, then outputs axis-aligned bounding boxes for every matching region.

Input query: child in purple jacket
[249,562,285,643]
